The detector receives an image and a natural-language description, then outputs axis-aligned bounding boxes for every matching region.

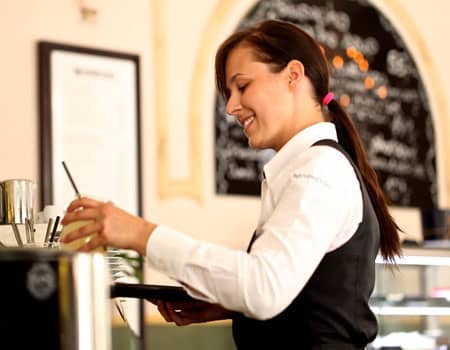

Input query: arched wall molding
[151,0,247,202]
[152,0,449,206]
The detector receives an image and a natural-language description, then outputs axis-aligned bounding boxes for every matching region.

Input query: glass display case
[370,243,450,349]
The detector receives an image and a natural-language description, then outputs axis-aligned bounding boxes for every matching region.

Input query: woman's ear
[287,60,305,87]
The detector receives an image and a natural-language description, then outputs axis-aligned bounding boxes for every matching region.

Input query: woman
[62,19,401,349]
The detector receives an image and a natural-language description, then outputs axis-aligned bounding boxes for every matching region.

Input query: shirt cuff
[146,224,196,280]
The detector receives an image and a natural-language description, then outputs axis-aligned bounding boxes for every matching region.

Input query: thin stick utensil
[44,218,54,243]
[30,219,35,243]
[26,218,34,244]
[62,161,81,198]
[49,216,60,243]
[11,222,23,247]
[24,219,31,244]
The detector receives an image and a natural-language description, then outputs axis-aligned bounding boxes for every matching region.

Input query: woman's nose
[226,94,241,116]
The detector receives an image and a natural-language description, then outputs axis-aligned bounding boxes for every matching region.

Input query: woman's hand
[148,299,234,326]
[60,196,156,255]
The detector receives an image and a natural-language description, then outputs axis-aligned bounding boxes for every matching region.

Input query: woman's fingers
[60,220,102,244]
[165,302,192,326]
[157,301,173,322]
[61,207,100,225]
[156,301,193,326]
[66,196,102,212]
[153,300,231,325]
[77,233,106,252]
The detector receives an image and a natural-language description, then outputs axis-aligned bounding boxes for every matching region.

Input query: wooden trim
[151,0,240,201]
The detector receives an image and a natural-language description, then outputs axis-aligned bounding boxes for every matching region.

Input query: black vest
[232,140,380,350]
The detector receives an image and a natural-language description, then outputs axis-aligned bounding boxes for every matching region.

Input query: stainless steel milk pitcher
[0,179,37,224]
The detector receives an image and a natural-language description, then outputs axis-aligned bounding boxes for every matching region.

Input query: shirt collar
[263,122,338,183]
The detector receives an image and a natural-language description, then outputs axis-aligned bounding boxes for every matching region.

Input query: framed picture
[38,41,145,347]
[38,41,142,215]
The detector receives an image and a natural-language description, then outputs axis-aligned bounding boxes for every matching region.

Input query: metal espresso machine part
[0,183,4,224]
[0,179,37,246]
[0,247,111,350]
[0,179,37,225]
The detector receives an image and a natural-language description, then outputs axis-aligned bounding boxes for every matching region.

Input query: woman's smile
[243,115,255,134]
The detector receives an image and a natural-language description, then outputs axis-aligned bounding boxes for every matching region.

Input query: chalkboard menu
[215,0,437,208]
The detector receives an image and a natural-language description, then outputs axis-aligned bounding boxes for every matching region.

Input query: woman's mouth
[243,115,255,133]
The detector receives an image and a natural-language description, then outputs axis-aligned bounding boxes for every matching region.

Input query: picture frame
[37,41,145,348]
[38,41,142,215]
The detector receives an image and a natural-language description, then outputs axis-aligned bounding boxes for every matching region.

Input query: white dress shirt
[147,122,363,320]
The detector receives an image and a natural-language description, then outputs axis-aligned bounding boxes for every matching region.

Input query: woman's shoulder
[288,145,359,188]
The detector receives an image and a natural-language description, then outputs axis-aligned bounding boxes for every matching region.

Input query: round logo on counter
[26,262,57,301]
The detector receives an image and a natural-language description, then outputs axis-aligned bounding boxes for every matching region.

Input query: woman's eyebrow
[227,73,243,88]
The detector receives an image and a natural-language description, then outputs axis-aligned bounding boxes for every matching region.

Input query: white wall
[1,0,450,317]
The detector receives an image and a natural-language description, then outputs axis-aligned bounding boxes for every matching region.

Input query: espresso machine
[0,179,112,350]
[0,248,111,349]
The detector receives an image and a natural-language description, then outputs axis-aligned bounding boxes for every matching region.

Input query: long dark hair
[215,19,401,262]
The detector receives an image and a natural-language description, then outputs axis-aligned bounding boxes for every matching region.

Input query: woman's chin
[248,137,264,150]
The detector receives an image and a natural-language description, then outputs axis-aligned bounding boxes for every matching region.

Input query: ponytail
[327,99,402,263]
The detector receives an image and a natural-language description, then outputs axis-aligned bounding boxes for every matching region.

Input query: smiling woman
[61,18,402,350]
[212,19,401,348]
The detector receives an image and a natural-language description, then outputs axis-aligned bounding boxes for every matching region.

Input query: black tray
[110,282,194,301]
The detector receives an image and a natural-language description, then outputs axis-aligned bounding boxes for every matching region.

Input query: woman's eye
[238,84,247,92]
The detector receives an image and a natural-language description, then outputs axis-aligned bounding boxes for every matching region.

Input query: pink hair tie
[322,92,334,106]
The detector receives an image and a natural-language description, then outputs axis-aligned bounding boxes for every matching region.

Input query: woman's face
[225,45,295,151]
